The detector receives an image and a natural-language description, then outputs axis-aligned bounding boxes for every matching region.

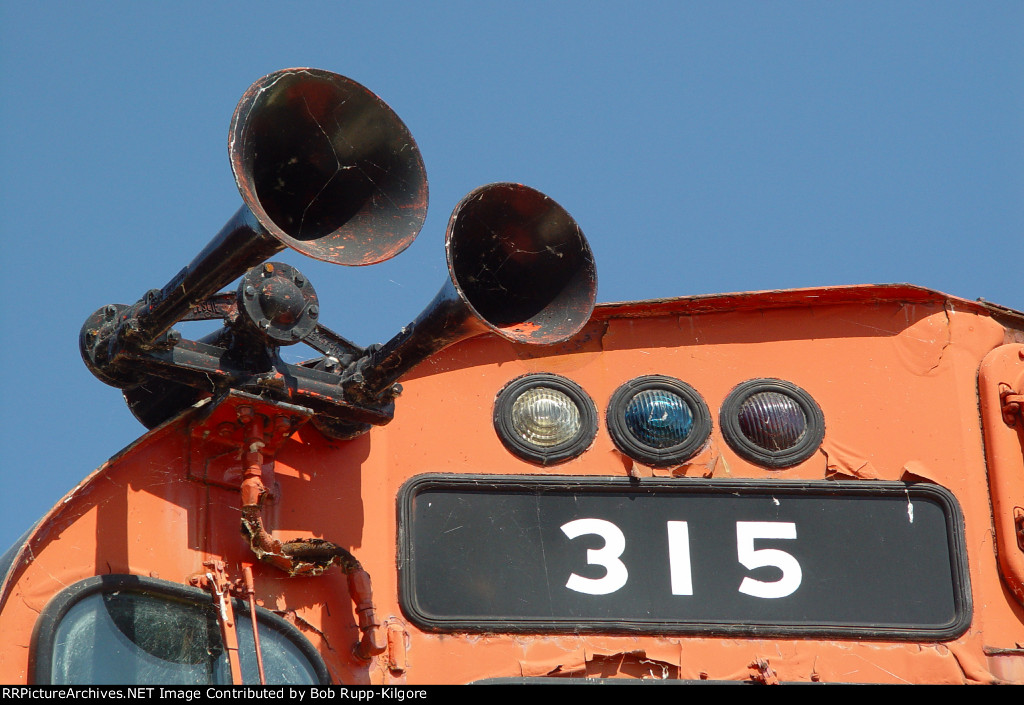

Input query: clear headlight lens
[494,374,597,465]
[510,387,582,447]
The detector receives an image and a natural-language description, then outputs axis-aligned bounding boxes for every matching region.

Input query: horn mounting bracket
[80,262,398,439]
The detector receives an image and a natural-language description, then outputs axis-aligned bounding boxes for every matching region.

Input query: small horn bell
[349,182,597,400]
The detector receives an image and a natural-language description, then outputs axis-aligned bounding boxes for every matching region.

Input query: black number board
[397,475,971,640]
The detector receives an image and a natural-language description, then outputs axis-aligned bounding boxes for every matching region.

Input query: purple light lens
[736,391,807,451]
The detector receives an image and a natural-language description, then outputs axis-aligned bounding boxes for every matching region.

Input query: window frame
[30,574,330,685]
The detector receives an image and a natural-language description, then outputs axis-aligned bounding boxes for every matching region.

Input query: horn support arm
[81,261,399,435]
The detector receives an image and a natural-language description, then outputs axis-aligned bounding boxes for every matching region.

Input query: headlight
[494,374,597,465]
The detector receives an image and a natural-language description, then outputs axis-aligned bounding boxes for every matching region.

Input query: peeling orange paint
[3,286,1023,684]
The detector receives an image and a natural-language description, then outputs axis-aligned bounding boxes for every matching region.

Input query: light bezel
[493,373,597,465]
[720,378,825,469]
[606,376,712,467]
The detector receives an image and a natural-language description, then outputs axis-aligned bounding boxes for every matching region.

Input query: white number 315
[560,518,802,599]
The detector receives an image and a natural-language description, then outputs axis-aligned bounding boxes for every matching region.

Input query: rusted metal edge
[593,284,1024,324]
[0,392,308,612]
[0,398,199,613]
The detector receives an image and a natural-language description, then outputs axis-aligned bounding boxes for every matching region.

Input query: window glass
[235,608,320,684]
[48,589,320,685]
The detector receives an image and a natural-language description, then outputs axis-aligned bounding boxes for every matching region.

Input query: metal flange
[238,261,319,345]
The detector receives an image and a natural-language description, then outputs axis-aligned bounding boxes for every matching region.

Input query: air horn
[340,181,596,408]
[80,68,596,438]
[81,67,427,389]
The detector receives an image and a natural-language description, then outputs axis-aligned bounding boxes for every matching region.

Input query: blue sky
[1,2,1021,550]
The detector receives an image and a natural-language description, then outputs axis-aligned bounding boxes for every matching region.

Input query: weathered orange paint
[2,284,1023,684]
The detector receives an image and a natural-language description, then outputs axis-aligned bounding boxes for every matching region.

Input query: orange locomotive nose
[2,65,1022,686]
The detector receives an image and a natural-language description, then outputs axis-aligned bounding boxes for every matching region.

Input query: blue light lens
[623,390,694,448]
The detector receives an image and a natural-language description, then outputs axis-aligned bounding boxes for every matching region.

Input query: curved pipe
[237,410,385,659]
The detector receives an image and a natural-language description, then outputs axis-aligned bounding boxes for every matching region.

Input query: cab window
[33,575,328,685]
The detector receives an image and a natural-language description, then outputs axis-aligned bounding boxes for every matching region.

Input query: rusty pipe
[243,567,267,685]
[238,410,297,574]
[348,568,387,659]
[235,409,386,657]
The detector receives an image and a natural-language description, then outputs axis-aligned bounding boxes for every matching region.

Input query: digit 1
[666,521,693,595]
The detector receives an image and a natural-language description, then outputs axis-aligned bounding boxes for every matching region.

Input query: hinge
[1000,383,1024,426]
[980,345,1024,608]
[386,619,409,674]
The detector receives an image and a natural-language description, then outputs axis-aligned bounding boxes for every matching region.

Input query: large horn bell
[230,68,428,267]
[82,68,427,382]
